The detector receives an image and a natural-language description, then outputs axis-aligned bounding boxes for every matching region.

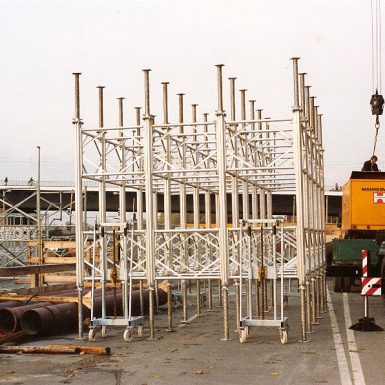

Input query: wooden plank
[29,257,76,264]
[0,294,78,303]
[43,274,76,283]
[44,257,76,264]
[43,241,76,249]
[0,264,75,277]
[14,278,30,284]
[28,240,76,249]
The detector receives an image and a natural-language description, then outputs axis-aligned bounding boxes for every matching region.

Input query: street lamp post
[36,146,42,286]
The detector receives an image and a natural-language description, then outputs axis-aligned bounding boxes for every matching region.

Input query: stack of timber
[26,240,88,286]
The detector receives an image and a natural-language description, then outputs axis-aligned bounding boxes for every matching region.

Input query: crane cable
[373,118,380,155]
[371,0,384,155]
[371,0,382,93]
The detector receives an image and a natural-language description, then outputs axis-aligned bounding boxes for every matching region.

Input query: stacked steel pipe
[0,302,53,334]
[0,301,23,309]
[0,288,167,337]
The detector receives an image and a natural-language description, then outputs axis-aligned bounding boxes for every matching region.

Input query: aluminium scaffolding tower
[73,58,326,343]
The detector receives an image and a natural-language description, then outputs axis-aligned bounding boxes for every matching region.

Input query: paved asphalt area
[1,279,384,385]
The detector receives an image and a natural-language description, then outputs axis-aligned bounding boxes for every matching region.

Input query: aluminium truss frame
[73,58,326,343]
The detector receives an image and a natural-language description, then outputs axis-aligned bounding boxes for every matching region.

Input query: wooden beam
[0,294,79,303]
[43,274,76,283]
[44,257,77,264]
[27,240,76,249]
[0,344,110,355]
[0,264,75,277]
[29,257,76,264]
[0,345,78,354]
[43,241,76,248]
[48,344,110,355]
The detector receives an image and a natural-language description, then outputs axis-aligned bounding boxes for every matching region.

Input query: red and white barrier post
[350,249,383,331]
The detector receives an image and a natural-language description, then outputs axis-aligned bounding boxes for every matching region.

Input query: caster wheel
[123,328,133,342]
[101,326,107,338]
[279,328,288,344]
[137,325,143,338]
[239,328,247,344]
[88,328,96,342]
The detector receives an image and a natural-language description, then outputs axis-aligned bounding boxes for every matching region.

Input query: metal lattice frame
[0,185,76,272]
[73,58,326,342]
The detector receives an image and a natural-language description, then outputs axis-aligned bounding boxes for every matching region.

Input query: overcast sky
[0,0,379,188]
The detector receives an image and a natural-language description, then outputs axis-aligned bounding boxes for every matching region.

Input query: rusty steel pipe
[0,290,99,335]
[20,289,167,336]
[0,302,53,334]
[21,302,78,335]
[0,301,23,309]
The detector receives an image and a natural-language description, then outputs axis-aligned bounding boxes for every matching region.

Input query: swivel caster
[279,328,288,344]
[88,328,96,342]
[239,327,248,344]
[123,328,133,342]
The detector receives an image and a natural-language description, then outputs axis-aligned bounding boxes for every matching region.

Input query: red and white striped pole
[350,249,383,331]
[363,249,369,318]
[361,249,381,297]
[362,249,368,278]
